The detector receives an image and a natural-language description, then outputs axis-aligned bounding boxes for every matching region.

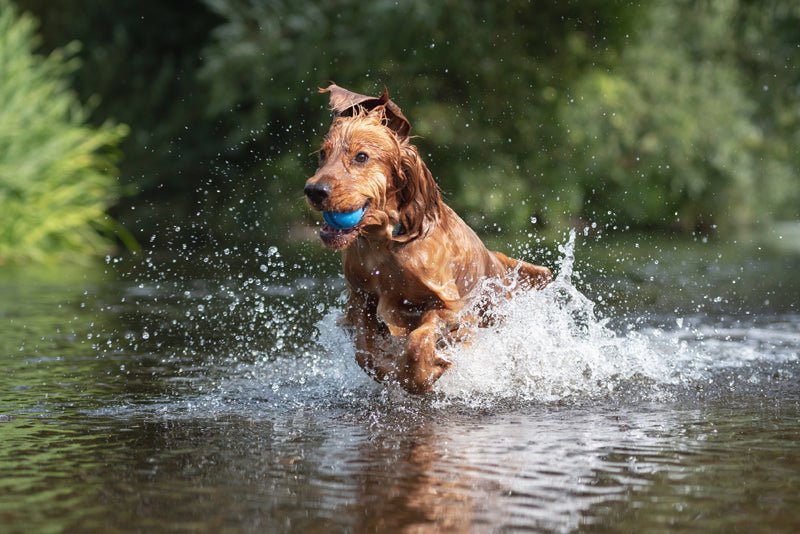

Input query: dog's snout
[304,182,330,206]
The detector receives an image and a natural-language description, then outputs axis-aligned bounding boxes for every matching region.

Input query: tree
[0,0,129,263]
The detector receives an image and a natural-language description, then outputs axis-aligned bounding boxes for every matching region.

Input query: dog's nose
[304,182,330,206]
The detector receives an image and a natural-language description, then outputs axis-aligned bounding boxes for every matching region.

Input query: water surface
[1,232,799,532]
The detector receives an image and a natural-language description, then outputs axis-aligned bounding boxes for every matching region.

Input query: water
[1,231,799,532]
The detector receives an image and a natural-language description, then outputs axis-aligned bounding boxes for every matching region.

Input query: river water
[1,229,799,532]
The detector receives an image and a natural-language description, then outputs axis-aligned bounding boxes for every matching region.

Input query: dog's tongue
[322,207,365,230]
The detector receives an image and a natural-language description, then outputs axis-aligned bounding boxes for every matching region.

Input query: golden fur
[304,84,552,393]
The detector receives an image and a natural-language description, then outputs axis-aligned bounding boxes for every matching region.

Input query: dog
[304,84,552,394]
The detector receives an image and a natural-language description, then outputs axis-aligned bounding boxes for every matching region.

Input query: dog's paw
[398,344,451,394]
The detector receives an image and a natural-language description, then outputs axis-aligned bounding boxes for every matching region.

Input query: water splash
[310,229,799,407]
[433,229,685,404]
[296,230,683,406]
[110,228,798,417]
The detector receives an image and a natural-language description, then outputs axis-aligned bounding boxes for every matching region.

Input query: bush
[0,0,129,264]
[14,0,797,245]
[197,0,641,238]
[558,2,797,233]
[197,0,798,239]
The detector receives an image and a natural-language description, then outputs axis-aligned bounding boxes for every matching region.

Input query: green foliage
[14,0,799,245]
[198,0,798,239]
[198,0,645,237]
[0,1,129,264]
[559,2,797,232]
[15,0,221,233]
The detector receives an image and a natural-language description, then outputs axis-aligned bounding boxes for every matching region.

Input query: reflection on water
[3,393,799,532]
[1,234,799,532]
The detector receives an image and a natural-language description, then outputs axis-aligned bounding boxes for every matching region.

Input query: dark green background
[15,0,800,246]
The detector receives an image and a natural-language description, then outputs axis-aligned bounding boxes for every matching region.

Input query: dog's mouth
[318,203,369,250]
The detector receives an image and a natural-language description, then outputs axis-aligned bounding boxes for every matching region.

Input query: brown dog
[304,84,552,394]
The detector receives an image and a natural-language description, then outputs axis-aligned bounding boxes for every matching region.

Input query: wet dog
[304,84,551,393]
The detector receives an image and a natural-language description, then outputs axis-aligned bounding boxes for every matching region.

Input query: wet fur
[305,84,552,393]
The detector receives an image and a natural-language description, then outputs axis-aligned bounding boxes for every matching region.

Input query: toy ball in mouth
[322,207,366,230]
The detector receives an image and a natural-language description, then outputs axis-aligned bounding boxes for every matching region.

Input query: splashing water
[113,227,798,416]
[434,229,684,404]
[306,229,796,407]
[296,230,676,405]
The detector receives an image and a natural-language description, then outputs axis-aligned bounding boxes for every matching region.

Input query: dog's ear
[394,144,441,241]
[320,83,411,139]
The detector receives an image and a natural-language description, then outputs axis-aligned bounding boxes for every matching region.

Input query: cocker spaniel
[304,84,552,393]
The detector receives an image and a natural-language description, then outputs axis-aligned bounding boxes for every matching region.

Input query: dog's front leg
[398,310,455,394]
[344,290,401,383]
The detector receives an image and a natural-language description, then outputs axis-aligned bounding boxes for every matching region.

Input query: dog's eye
[354,152,369,164]
[318,149,326,163]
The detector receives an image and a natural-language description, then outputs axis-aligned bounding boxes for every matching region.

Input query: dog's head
[304,84,441,250]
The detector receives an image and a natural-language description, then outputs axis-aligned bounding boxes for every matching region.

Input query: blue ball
[322,207,365,230]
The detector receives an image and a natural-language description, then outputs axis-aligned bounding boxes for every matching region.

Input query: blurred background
[1,0,798,264]
[4,5,800,532]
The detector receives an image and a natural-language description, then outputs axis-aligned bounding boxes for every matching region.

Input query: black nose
[304,182,330,206]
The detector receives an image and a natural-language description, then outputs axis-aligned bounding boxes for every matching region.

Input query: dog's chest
[344,249,435,335]
[343,245,432,301]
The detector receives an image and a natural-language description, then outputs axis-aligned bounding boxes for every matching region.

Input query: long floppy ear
[394,143,442,241]
[320,83,411,139]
